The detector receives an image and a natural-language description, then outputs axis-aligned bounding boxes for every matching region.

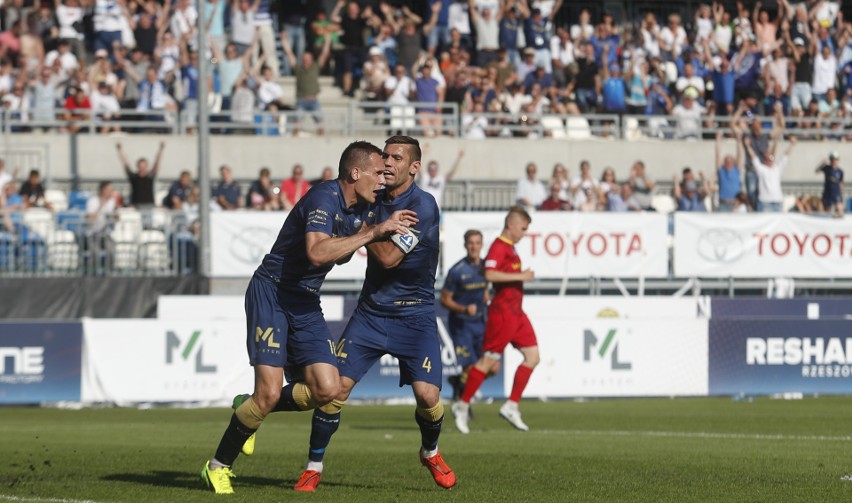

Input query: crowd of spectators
[1,0,852,137]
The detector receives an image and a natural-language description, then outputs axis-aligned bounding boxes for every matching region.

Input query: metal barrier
[1,106,848,141]
[0,208,197,277]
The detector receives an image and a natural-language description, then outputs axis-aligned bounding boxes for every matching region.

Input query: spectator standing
[571,160,600,208]
[745,135,796,212]
[732,37,763,104]
[522,5,560,73]
[627,161,656,211]
[600,60,626,115]
[213,165,242,210]
[498,0,524,67]
[283,32,332,136]
[418,148,464,209]
[415,62,445,137]
[29,67,60,126]
[716,131,744,212]
[574,41,600,113]
[117,141,164,207]
[93,0,125,57]
[331,0,368,97]
[0,160,16,192]
[86,180,117,237]
[660,13,687,61]
[672,89,706,139]
[279,164,311,210]
[230,0,258,55]
[468,0,500,68]
[362,46,390,100]
[812,44,837,102]
[61,85,90,133]
[205,0,228,55]
[54,0,85,62]
[163,170,192,209]
[136,66,177,117]
[515,162,546,209]
[252,0,279,76]
[816,151,845,214]
[673,168,710,212]
[279,0,309,75]
[212,40,252,111]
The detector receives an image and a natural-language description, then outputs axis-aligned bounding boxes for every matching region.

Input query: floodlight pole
[197,7,211,279]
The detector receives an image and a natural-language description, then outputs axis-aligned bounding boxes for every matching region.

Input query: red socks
[509,365,533,403]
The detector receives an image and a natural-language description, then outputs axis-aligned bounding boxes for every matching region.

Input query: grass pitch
[2,397,852,502]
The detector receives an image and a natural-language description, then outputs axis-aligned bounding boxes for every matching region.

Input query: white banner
[442,212,669,279]
[210,212,368,279]
[522,297,705,320]
[503,318,709,397]
[81,319,254,404]
[674,213,852,278]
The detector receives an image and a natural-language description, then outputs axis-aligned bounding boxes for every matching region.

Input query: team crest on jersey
[391,232,419,254]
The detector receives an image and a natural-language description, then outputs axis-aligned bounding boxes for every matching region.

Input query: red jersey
[484,236,524,313]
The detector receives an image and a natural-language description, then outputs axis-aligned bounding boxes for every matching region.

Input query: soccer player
[201,141,418,494]
[292,135,455,492]
[441,229,491,401]
[452,206,540,434]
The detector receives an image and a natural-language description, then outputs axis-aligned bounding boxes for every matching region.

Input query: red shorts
[482,310,537,354]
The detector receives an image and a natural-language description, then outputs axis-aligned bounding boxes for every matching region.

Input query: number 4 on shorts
[422,357,432,373]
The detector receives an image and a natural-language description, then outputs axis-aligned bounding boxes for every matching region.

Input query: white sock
[209,458,228,470]
[503,400,519,411]
[456,401,469,413]
[420,447,438,458]
[306,461,324,473]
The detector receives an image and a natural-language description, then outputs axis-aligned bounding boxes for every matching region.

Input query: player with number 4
[291,135,455,492]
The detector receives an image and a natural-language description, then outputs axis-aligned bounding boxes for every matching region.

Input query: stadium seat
[21,208,54,241]
[139,230,169,271]
[565,117,592,139]
[155,189,169,207]
[44,189,68,211]
[623,117,643,140]
[146,207,169,230]
[170,230,197,274]
[390,105,415,130]
[541,116,567,139]
[0,231,14,271]
[47,230,79,271]
[56,210,88,237]
[845,197,852,213]
[110,209,143,270]
[68,191,90,210]
[652,194,676,214]
[782,195,797,212]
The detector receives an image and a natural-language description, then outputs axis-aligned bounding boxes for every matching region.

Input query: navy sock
[213,413,257,467]
[272,384,300,412]
[415,412,443,452]
[308,409,341,463]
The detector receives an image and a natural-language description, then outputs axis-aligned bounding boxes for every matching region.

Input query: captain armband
[390,232,420,254]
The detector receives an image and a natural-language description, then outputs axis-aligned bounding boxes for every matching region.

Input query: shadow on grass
[102,471,383,491]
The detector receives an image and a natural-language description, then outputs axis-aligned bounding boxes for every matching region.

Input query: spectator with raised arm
[673,167,710,212]
[418,147,464,209]
[117,140,164,207]
[716,131,744,212]
[283,31,332,136]
[627,161,656,211]
[744,135,795,212]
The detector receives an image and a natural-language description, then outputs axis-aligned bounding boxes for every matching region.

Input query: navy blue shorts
[448,316,485,368]
[244,275,337,372]
[337,307,443,388]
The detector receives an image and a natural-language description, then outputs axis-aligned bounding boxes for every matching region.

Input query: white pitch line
[0,495,108,503]
[534,429,852,442]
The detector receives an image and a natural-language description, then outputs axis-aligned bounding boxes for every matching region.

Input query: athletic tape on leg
[416,402,444,422]
[235,397,267,429]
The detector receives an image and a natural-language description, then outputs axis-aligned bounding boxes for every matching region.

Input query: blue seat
[845,197,852,213]
[68,191,90,211]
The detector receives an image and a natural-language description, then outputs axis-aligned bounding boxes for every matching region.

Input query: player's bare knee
[311,380,340,406]
[252,387,281,414]
[413,383,441,408]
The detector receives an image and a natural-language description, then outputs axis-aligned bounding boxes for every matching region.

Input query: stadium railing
[3,105,843,140]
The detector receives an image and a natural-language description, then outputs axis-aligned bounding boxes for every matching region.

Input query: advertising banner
[708,319,852,395]
[523,297,705,320]
[157,295,346,322]
[503,319,709,397]
[82,319,253,404]
[442,212,669,279]
[710,298,852,319]
[0,322,82,404]
[674,213,852,278]
[210,212,368,279]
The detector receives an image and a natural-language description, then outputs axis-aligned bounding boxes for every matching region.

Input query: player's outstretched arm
[484,268,535,283]
[305,210,417,267]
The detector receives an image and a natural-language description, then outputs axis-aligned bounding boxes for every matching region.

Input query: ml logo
[166,330,217,373]
[584,329,632,370]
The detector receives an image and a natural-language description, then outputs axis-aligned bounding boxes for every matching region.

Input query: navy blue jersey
[443,257,487,322]
[358,183,440,317]
[256,180,363,298]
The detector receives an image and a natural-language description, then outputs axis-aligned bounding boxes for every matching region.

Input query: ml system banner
[0,322,82,404]
[442,212,669,279]
[82,319,254,404]
[674,213,852,278]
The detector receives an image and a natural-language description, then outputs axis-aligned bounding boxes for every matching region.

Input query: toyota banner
[674,213,852,278]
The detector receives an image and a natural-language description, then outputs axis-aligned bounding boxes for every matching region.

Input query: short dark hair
[505,205,532,227]
[338,140,383,179]
[384,135,421,163]
[98,180,111,192]
[463,229,483,243]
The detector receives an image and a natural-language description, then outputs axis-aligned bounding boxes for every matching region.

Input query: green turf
[2,397,852,502]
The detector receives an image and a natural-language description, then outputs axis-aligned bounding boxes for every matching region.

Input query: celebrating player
[292,135,455,492]
[441,229,493,401]
[452,206,540,434]
[201,141,418,495]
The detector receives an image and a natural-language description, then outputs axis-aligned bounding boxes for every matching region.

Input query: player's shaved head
[384,135,421,164]
[504,205,532,228]
[338,140,383,179]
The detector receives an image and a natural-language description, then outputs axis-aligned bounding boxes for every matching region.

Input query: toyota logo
[696,228,745,263]
[230,227,276,264]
